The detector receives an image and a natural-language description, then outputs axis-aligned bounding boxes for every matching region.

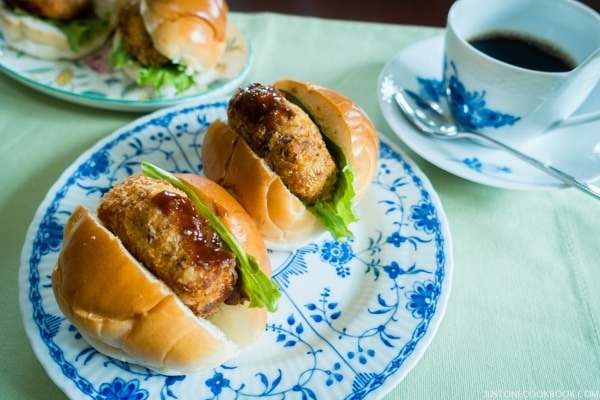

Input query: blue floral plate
[0,21,251,112]
[19,98,453,399]
[378,35,600,190]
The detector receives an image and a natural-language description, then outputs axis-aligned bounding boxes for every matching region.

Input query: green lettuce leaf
[309,154,358,240]
[52,16,110,52]
[281,91,359,240]
[108,38,132,68]
[137,65,195,95]
[13,7,110,52]
[141,162,281,313]
[109,39,195,94]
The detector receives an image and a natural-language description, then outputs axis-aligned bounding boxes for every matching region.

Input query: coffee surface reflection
[469,31,577,72]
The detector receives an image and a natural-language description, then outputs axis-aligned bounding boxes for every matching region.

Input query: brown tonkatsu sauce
[151,190,235,268]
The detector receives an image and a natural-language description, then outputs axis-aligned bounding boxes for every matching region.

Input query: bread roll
[52,174,270,375]
[140,0,228,72]
[0,1,118,60]
[202,80,379,250]
[203,119,325,249]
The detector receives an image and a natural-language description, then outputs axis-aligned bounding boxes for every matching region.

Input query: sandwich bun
[0,1,118,60]
[51,174,271,375]
[111,0,228,94]
[202,80,379,250]
[139,0,228,73]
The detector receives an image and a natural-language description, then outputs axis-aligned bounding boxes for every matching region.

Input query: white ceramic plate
[378,35,600,190]
[0,22,252,112]
[19,98,453,399]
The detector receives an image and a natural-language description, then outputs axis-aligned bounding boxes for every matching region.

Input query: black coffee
[469,31,577,73]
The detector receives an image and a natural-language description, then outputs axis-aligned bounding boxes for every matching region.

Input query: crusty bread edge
[202,120,326,250]
[139,0,228,72]
[52,175,270,375]
[202,80,379,248]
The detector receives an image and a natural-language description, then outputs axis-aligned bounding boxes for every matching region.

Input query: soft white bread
[202,80,379,250]
[0,1,118,60]
[139,0,228,72]
[52,175,270,375]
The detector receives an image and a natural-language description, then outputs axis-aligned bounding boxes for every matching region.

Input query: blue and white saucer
[377,35,600,190]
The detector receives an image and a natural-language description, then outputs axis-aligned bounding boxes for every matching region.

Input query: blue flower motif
[386,231,430,250]
[164,375,185,387]
[416,77,445,103]
[462,157,483,172]
[97,378,148,400]
[444,61,521,131]
[384,262,404,280]
[149,131,172,144]
[320,240,353,266]
[386,232,404,247]
[205,372,230,395]
[325,363,344,386]
[406,281,439,319]
[35,217,63,255]
[78,151,111,180]
[384,262,430,280]
[336,265,351,278]
[410,202,437,234]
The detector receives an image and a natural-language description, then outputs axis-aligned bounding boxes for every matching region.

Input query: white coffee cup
[444,0,600,143]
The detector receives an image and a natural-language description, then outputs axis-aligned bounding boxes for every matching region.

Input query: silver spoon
[394,88,600,200]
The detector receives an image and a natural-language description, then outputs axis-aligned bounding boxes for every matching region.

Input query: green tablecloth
[1,12,599,400]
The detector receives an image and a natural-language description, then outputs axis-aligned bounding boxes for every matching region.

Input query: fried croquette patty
[227,83,339,205]
[96,174,238,317]
[117,0,170,67]
[6,0,92,20]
